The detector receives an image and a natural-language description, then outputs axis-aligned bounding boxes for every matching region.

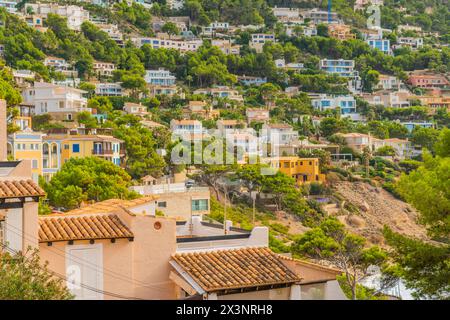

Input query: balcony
[92,149,113,156]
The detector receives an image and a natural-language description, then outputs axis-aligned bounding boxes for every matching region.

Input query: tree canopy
[41,157,139,210]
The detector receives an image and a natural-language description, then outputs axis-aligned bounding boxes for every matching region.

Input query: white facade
[304,8,339,24]
[22,82,89,115]
[201,22,230,36]
[44,56,71,71]
[396,37,424,50]
[251,33,276,44]
[25,3,89,30]
[170,119,204,135]
[0,1,18,13]
[95,24,124,46]
[286,25,318,37]
[272,7,300,19]
[145,69,176,86]
[193,87,244,103]
[95,82,123,96]
[262,123,299,146]
[132,37,203,52]
[93,61,116,77]
[311,94,357,114]
[377,75,400,90]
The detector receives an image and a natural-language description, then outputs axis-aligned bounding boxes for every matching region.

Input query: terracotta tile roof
[0,180,45,199]
[64,197,158,215]
[172,247,301,292]
[38,214,134,242]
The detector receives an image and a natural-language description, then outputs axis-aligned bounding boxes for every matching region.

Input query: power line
[3,221,174,292]
[1,242,146,300]
[2,220,175,293]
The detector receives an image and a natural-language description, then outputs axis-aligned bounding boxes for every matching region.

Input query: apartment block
[367,39,392,55]
[93,61,116,77]
[94,82,123,96]
[41,127,125,181]
[25,3,89,30]
[22,82,89,121]
[133,37,203,52]
[311,94,357,115]
[319,59,356,77]
[145,69,176,86]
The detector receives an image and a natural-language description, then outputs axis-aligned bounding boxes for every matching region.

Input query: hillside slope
[332,181,428,246]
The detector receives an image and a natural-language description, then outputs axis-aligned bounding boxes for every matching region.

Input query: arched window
[42,143,50,168]
[6,142,13,156]
[51,143,58,169]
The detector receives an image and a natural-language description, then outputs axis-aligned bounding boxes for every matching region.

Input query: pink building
[408,74,449,89]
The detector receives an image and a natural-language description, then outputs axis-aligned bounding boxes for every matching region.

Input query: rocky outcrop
[333,182,428,246]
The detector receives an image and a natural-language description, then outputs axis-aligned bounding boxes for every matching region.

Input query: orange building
[265,156,326,185]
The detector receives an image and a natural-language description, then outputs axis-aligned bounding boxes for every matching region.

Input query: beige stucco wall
[39,211,178,300]
[23,202,39,251]
[125,212,177,299]
[39,239,135,300]
[156,190,210,220]
[0,160,32,181]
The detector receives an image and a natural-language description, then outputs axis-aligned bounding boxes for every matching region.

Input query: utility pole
[189,195,193,236]
[252,195,256,226]
[223,185,227,235]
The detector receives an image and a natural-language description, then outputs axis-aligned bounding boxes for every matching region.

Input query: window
[158,202,167,208]
[32,159,38,169]
[72,144,80,153]
[64,144,69,150]
[192,199,208,211]
[283,162,290,168]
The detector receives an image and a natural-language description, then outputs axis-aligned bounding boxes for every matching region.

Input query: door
[66,244,103,300]
[5,208,23,254]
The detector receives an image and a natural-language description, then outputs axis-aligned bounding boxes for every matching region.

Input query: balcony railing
[92,149,113,155]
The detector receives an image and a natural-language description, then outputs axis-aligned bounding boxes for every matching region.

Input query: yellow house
[7,129,44,182]
[42,127,125,181]
[266,156,326,185]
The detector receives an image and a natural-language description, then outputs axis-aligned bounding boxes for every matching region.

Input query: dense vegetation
[2,0,449,299]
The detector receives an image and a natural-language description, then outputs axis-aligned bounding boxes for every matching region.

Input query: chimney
[0,99,7,161]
